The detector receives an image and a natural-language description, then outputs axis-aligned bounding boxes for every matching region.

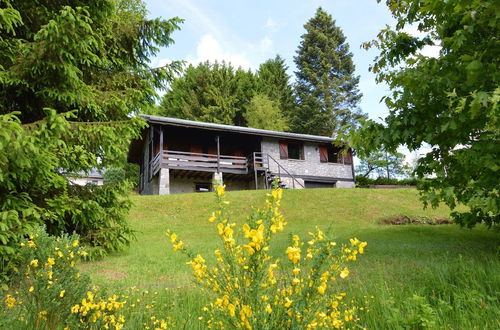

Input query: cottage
[128,115,355,195]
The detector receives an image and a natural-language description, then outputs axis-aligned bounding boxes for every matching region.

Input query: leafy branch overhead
[349,0,499,227]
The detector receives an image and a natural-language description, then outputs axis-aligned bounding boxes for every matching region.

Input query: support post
[216,135,220,173]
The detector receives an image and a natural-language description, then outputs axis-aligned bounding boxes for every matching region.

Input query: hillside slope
[81,188,499,328]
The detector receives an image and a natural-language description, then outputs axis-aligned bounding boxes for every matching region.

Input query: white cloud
[259,36,273,52]
[265,17,278,31]
[187,34,253,70]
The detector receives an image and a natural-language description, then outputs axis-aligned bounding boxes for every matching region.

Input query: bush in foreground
[168,184,368,329]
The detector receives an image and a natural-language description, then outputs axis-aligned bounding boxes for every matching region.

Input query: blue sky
[145,0,397,121]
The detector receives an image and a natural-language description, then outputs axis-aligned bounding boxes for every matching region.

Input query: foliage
[350,0,499,227]
[355,176,418,187]
[104,164,140,188]
[0,0,181,284]
[104,167,127,185]
[244,94,288,131]
[159,61,257,126]
[379,215,452,225]
[159,56,297,129]
[355,148,410,179]
[1,226,91,328]
[293,7,365,136]
[168,184,367,329]
[256,55,296,123]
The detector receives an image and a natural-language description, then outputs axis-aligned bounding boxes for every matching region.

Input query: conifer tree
[0,0,182,281]
[256,55,295,126]
[293,7,364,136]
[159,61,257,126]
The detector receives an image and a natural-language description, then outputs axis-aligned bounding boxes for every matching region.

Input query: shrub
[168,184,368,328]
[0,227,132,329]
[355,176,419,187]
[1,226,90,328]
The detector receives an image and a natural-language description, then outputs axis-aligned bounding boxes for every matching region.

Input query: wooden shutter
[279,142,288,159]
[319,146,328,163]
[343,149,353,165]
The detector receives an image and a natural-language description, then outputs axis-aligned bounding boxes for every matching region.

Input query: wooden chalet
[128,115,355,195]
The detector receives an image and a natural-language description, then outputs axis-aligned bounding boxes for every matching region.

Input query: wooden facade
[127,116,355,195]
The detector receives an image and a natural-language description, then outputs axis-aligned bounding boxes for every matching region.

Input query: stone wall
[260,137,354,181]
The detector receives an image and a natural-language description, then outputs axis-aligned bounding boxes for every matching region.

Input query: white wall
[68,177,104,186]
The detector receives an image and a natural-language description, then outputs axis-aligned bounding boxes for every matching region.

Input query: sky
[144,0,435,166]
[146,0,397,120]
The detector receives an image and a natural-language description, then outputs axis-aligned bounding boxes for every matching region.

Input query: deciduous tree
[350,0,499,227]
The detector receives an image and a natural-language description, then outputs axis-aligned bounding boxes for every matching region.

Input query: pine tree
[292,7,364,136]
[256,55,295,127]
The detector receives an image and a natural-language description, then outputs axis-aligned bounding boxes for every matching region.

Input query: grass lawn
[80,188,499,329]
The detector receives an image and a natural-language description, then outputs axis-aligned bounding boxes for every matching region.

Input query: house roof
[141,115,336,143]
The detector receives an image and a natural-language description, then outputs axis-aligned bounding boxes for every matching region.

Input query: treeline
[157,8,365,137]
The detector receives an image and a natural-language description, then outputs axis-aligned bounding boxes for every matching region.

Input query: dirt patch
[96,269,127,279]
[380,215,453,225]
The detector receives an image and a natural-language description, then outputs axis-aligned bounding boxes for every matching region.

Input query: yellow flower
[173,241,183,251]
[72,239,79,247]
[170,233,177,243]
[56,250,64,258]
[4,295,16,308]
[29,286,34,292]
[349,238,360,246]
[208,212,216,223]
[38,310,47,320]
[227,303,236,317]
[286,246,301,264]
[47,257,55,266]
[284,297,293,308]
[340,267,349,279]
[60,290,66,298]
[28,240,36,248]
[216,184,226,197]
[265,304,272,313]
[358,241,367,254]
[292,277,300,285]
[317,283,326,295]
[30,259,39,267]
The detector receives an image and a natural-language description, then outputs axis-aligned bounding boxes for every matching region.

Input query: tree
[256,55,295,125]
[356,149,409,179]
[0,0,182,283]
[292,7,364,136]
[244,94,288,131]
[350,0,499,227]
[159,61,257,125]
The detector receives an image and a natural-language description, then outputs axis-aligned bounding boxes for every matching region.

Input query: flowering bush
[0,227,131,329]
[168,184,368,329]
[1,226,90,328]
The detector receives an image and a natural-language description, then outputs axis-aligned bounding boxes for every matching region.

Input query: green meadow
[81,188,499,329]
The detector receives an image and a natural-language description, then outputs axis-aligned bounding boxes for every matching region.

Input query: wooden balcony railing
[151,150,248,175]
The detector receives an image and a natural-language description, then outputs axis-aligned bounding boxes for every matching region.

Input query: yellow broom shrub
[168,184,367,329]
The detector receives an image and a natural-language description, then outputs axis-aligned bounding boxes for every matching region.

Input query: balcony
[150,150,249,176]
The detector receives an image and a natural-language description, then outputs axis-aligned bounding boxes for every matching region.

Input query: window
[195,183,211,193]
[279,141,304,160]
[319,145,338,163]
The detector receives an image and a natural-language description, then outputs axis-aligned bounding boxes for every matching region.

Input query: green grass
[81,188,500,329]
